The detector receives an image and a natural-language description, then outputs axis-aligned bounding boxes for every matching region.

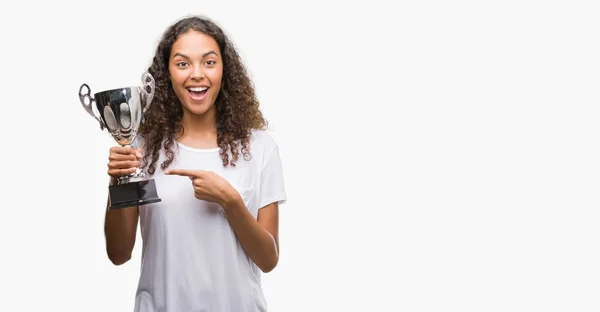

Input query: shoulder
[249,128,279,152]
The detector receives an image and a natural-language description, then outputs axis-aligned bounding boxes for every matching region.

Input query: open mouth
[187,86,209,101]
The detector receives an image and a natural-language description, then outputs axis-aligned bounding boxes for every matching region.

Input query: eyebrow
[173,51,219,59]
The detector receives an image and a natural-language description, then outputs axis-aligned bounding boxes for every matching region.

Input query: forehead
[171,30,221,56]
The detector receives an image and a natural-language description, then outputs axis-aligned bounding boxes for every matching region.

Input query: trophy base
[108,179,161,210]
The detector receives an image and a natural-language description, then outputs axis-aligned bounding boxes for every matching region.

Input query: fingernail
[136,151,142,158]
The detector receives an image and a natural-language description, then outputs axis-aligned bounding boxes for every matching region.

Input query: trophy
[78,72,162,210]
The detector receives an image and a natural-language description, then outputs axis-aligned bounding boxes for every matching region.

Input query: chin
[184,102,215,116]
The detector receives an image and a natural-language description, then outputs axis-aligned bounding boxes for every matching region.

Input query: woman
[103,15,286,311]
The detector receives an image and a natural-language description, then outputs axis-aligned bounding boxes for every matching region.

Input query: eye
[176,61,188,67]
[205,60,216,66]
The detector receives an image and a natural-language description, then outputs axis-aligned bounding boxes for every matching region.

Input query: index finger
[110,146,142,160]
[164,169,198,177]
[111,146,141,155]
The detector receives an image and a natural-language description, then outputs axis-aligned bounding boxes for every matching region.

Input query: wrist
[220,188,243,212]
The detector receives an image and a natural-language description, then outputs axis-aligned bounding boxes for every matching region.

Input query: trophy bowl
[78,72,161,210]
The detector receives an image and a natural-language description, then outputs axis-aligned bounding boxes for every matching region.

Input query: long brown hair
[139,15,267,174]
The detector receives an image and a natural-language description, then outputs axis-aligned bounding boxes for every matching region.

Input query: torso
[133,130,274,312]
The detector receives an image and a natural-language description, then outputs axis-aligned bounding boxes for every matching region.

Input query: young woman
[103,15,286,311]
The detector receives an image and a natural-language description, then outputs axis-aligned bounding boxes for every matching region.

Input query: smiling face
[169,30,223,118]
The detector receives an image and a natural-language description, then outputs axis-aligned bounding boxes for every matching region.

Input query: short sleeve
[258,144,287,209]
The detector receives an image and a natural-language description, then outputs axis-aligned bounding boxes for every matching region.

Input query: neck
[177,108,218,148]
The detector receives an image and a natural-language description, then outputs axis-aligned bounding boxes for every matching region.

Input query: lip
[187,87,209,102]
[186,85,210,89]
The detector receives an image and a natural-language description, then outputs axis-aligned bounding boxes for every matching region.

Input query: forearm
[223,196,279,272]
[104,192,139,265]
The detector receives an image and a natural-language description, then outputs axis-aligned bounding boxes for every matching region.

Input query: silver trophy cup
[78,72,161,209]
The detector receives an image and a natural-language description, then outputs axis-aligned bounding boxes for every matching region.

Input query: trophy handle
[78,83,106,130]
[141,72,155,114]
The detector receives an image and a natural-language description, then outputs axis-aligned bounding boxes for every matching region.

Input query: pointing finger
[164,169,200,177]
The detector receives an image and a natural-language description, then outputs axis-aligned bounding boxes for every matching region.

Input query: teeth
[188,86,207,92]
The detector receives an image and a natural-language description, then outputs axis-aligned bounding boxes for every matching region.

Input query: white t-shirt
[132,129,286,312]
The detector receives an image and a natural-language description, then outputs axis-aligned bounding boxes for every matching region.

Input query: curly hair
[138,15,267,174]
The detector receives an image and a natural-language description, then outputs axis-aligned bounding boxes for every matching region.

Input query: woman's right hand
[107,146,143,179]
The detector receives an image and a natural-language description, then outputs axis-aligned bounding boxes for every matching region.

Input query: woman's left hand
[164,169,238,207]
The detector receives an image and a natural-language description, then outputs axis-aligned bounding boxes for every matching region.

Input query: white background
[0,0,599,311]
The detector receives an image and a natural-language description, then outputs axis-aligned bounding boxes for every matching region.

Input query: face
[169,30,223,117]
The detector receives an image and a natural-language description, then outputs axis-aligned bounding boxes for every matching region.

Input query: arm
[221,143,285,273]
[103,146,143,265]
[163,142,286,272]
[222,194,280,273]
[103,178,139,265]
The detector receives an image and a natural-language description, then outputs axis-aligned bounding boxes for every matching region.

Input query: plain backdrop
[1,0,599,311]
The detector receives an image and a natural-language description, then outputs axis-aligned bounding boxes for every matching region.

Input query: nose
[191,64,205,80]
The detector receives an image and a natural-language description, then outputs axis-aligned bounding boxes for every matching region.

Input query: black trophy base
[108,179,161,210]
